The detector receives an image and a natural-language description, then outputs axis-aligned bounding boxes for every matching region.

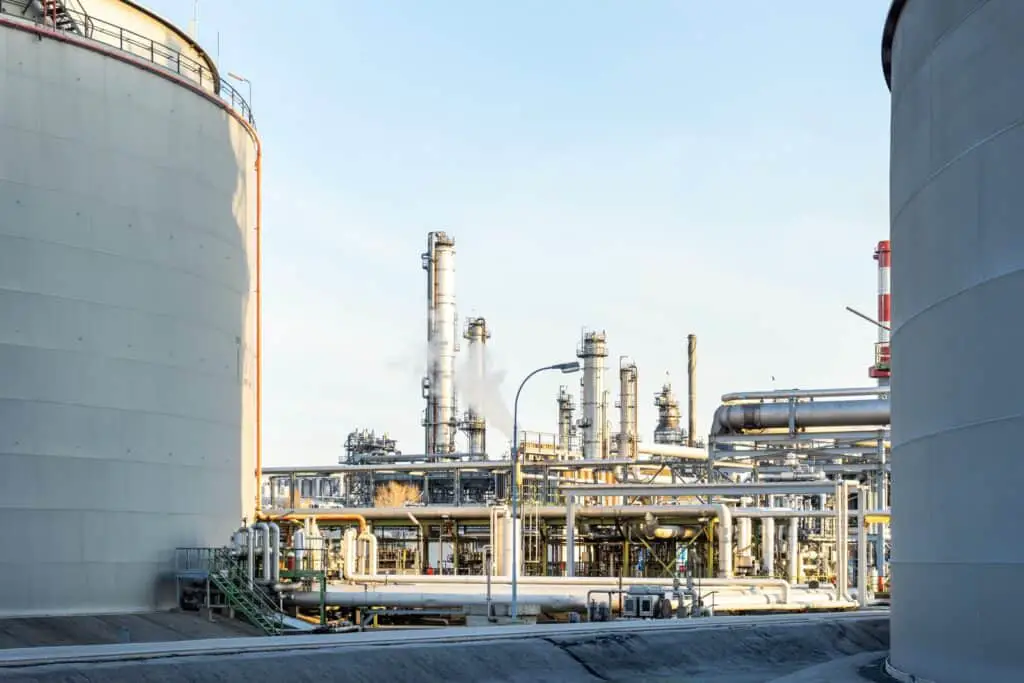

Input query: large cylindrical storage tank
[883,1,1024,679]
[0,0,258,615]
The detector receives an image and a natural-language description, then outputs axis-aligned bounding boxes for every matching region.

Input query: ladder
[522,499,542,573]
[209,548,284,636]
[34,1,81,34]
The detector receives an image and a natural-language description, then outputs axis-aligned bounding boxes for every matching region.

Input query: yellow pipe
[266,513,369,534]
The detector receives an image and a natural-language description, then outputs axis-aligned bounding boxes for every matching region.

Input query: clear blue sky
[147,0,894,466]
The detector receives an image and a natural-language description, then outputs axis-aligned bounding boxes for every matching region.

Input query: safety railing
[1,0,253,124]
[174,546,283,635]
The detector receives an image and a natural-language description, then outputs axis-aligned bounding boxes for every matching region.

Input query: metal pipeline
[267,522,281,584]
[720,387,890,402]
[636,443,707,460]
[252,522,270,583]
[288,591,586,612]
[711,398,889,435]
[268,512,368,534]
[245,527,255,588]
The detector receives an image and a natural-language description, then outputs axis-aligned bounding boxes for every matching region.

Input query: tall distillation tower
[421,232,458,455]
[460,317,489,456]
[617,357,638,460]
[576,331,608,459]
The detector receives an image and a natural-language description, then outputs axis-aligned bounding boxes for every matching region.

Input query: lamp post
[510,360,581,621]
[227,72,253,123]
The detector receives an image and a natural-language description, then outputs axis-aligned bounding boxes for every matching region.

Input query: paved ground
[0,612,261,649]
[0,612,890,682]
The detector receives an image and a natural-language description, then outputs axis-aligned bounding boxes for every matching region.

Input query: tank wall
[888,1,1024,680]
[0,20,257,616]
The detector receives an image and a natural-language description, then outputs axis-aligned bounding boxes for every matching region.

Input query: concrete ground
[0,612,890,682]
[0,611,262,649]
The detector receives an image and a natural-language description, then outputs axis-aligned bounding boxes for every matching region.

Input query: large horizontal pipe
[288,591,586,612]
[561,481,839,497]
[713,429,889,445]
[721,387,890,402]
[263,458,670,476]
[636,443,707,460]
[262,504,852,522]
[711,399,889,436]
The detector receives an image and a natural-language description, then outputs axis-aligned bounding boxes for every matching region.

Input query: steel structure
[653,380,685,446]
[422,231,458,455]
[883,1,1021,679]
[0,0,258,617]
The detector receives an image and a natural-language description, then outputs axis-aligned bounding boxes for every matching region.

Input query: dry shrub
[375,481,422,507]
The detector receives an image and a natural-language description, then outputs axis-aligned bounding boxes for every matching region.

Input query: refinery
[0,0,1019,682]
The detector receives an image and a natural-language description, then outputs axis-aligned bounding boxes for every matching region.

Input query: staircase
[209,548,284,636]
[38,0,81,33]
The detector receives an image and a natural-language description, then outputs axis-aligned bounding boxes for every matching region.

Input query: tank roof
[881,0,909,90]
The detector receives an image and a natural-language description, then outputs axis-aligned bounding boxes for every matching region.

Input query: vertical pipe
[566,495,576,577]
[687,334,697,447]
[761,518,775,577]
[788,517,800,584]
[857,486,868,608]
[875,432,887,580]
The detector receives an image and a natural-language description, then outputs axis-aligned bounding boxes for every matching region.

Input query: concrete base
[0,613,889,682]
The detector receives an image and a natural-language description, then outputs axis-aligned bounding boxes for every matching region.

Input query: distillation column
[422,232,458,455]
[461,317,489,456]
[617,357,638,459]
[883,2,1024,679]
[576,331,608,460]
[556,386,577,455]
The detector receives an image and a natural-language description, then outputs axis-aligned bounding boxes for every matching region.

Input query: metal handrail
[1,0,253,124]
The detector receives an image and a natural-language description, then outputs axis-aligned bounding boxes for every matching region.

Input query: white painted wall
[0,16,257,616]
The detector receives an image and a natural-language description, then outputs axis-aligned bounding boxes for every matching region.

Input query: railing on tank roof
[1,0,254,125]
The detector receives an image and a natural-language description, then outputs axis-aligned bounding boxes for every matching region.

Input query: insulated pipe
[711,399,890,436]
[294,528,306,569]
[252,522,271,583]
[787,517,800,584]
[288,591,586,612]
[267,522,281,583]
[268,512,367,534]
[636,443,707,460]
[720,387,890,402]
[761,518,775,577]
[245,527,255,588]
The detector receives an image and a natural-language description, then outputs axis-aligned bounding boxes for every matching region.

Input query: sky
[144,0,895,466]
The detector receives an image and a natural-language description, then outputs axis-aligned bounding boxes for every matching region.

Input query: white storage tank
[0,0,258,615]
[883,0,1024,680]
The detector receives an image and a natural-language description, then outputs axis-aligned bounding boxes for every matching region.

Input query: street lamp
[510,360,581,621]
[227,72,253,122]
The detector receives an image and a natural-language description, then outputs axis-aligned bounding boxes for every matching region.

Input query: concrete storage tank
[0,0,259,616]
[883,1,1024,680]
